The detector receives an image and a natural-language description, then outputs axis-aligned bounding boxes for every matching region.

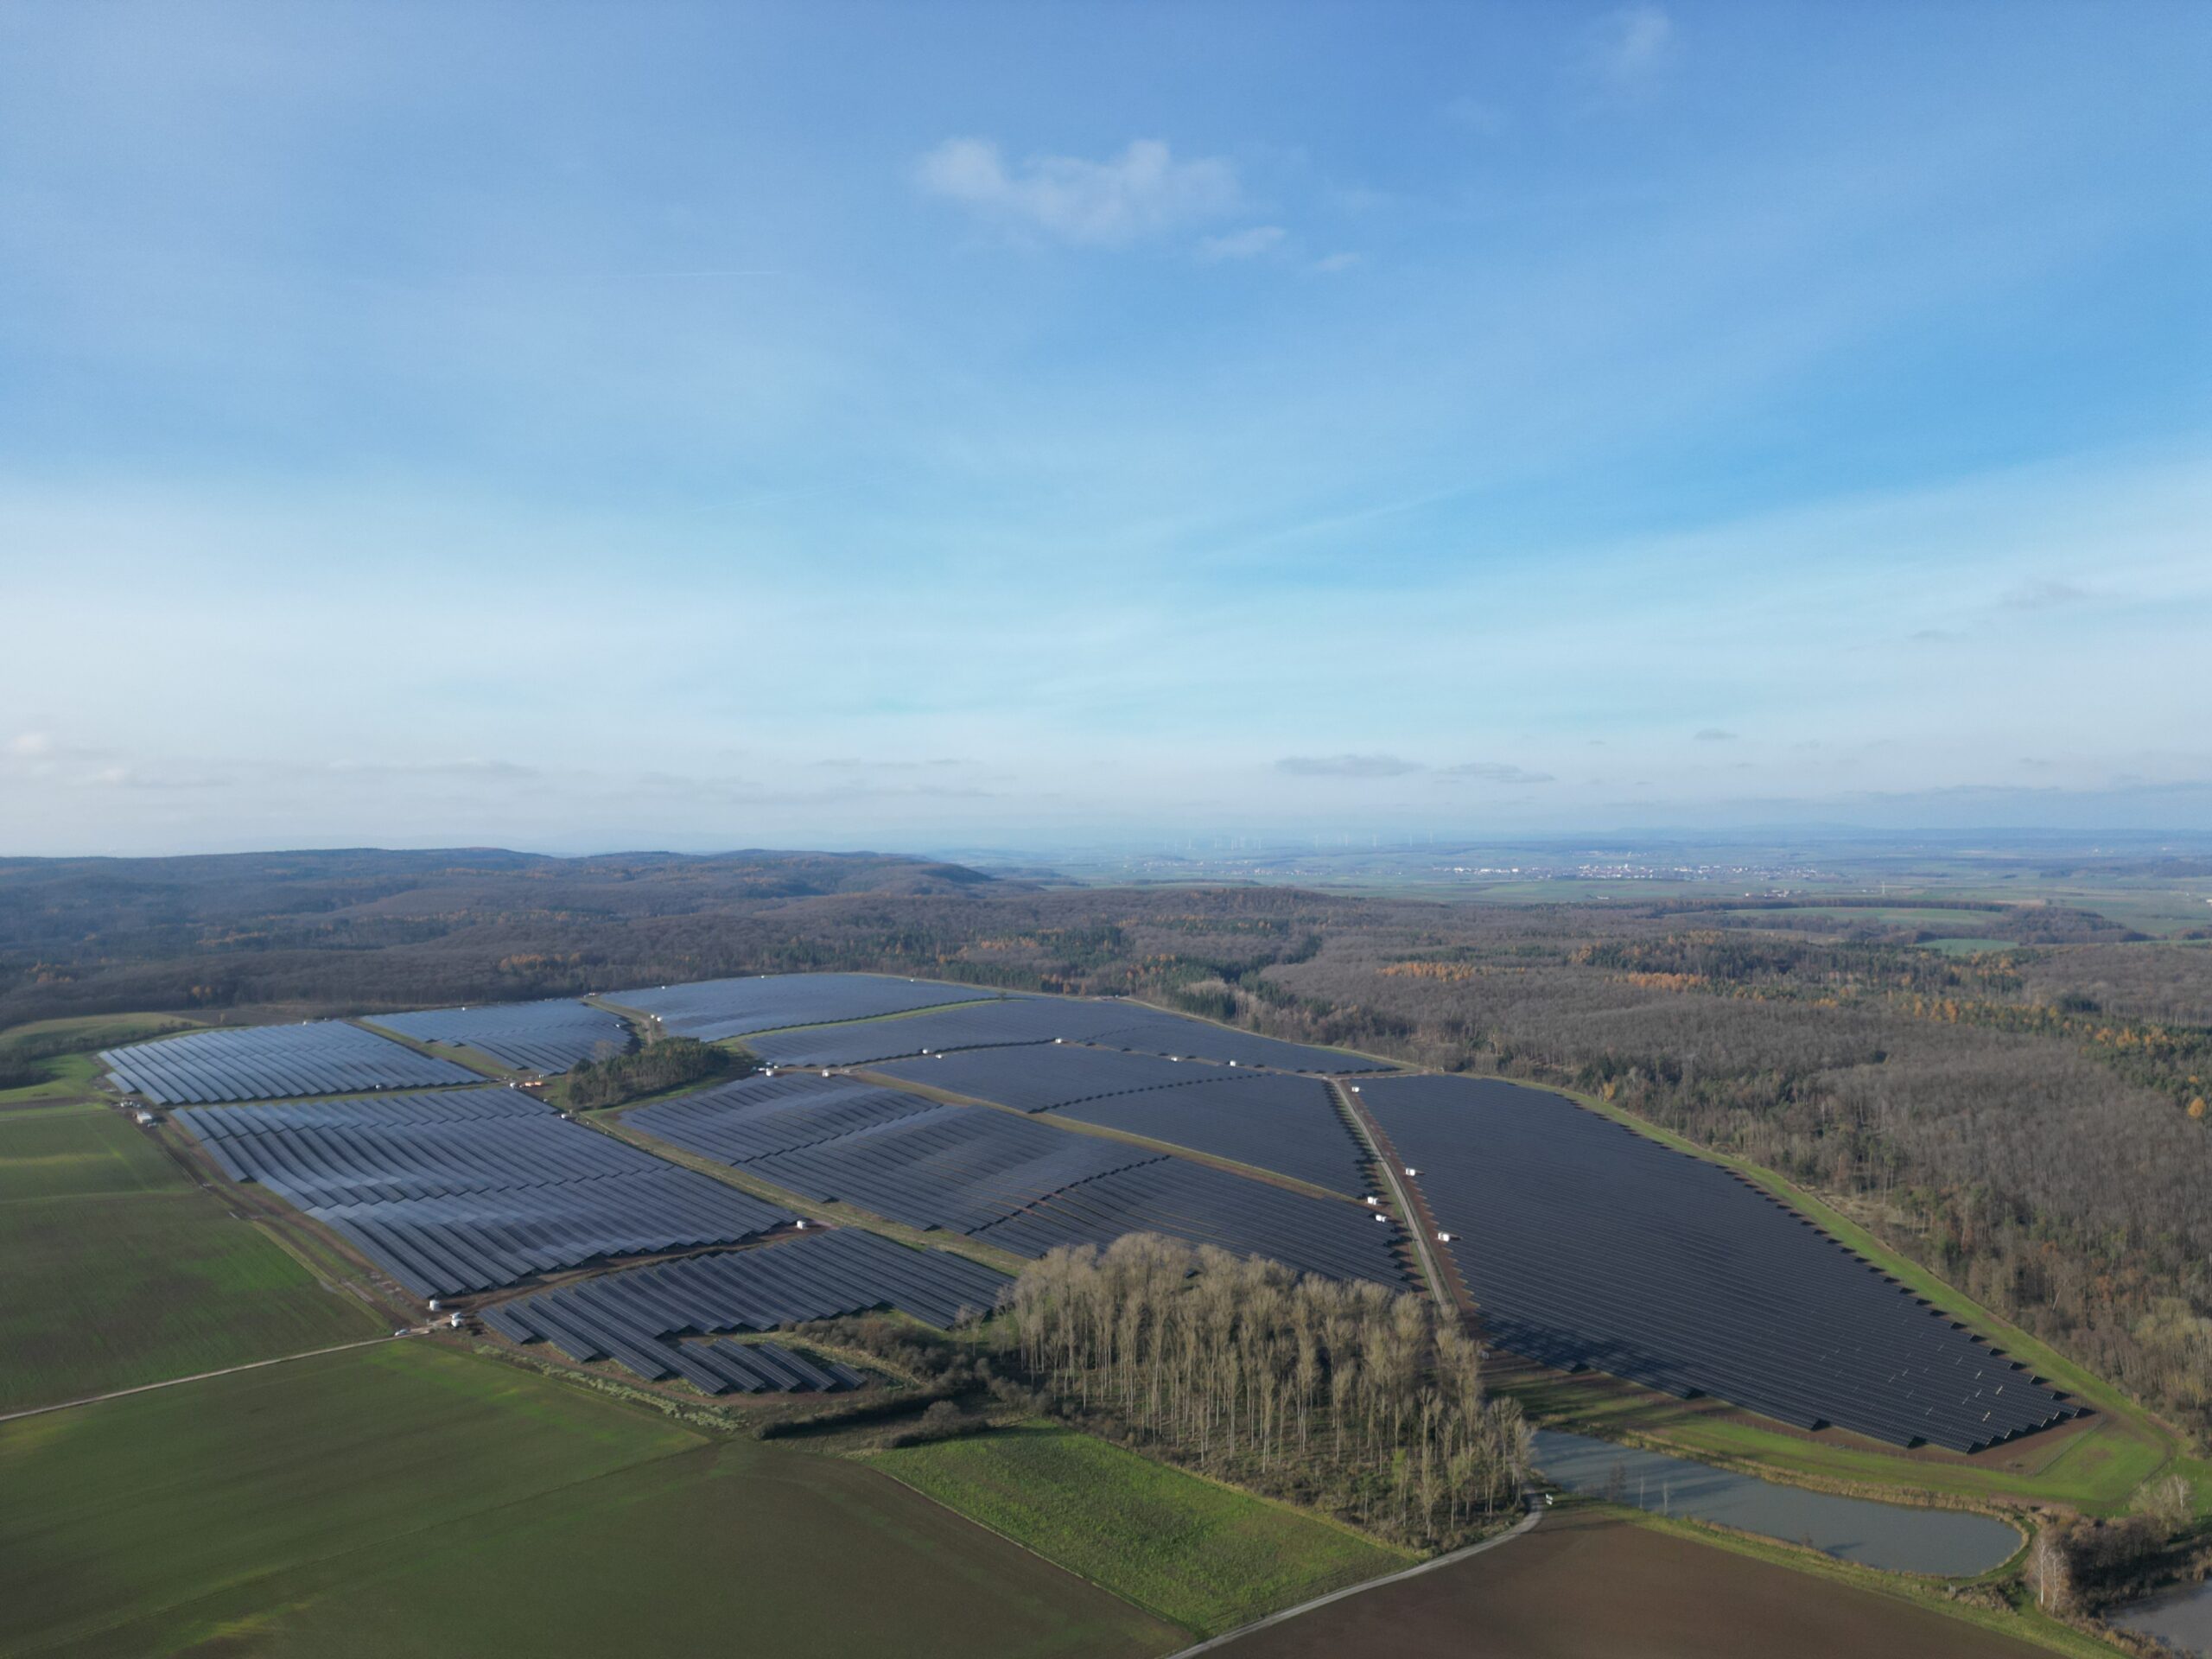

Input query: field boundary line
[0,1336,395,1425]
[1160,1503,1544,1657]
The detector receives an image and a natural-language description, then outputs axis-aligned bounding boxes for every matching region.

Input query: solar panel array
[364,998,631,1075]
[486,1316,861,1395]
[603,973,1003,1041]
[874,1045,1231,1111]
[1362,1075,2078,1452]
[878,1046,1370,1192]
[744,994,1383,1073]
[631,1071,1406,1286]
[102,1021,481,1104]
[481,1228,1010,1391]
[969,1158,1400,1281]
[1046,1075,1365,1194]
[628,1072,949,1164]
[175,1090,797,1297]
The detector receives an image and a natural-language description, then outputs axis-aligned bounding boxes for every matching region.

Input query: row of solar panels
[1363,1075,2077,1453]
[364,998,632,1075]
[481,1228,1009,1389]
[877,1045,1370,1193]
[630,1072,1407,1286]
[482,1314,862,1396]
[101,1021,480,1104]
[603,972,1007,1041]
[175,1090,796,1297]
[742,994,1384,1073]
[100,974,1380,1106]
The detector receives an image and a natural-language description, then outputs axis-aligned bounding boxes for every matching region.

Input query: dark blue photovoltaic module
[602,972,1004,1041]
[365,998,632,1074]
[1361,1074,2078,1453]
[741,991,1383,1072]
[631,1070,1406,1286]
[175,1090,795,1296]
[102,1021,481,1103]
[482,1228,1009,1390]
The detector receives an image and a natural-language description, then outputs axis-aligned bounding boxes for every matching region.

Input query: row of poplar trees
[999,1233,1530,1548]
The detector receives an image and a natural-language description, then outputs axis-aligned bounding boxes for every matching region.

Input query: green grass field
[0,1101,178,1201]
[1,1344,1179,1659]
[0,1103,378,1413]
[0,1013,196,1108]
[874,1422,1410,1637]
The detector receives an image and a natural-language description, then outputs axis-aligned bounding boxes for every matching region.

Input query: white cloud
[1587,4,1675,86]
[1313,251,1363,274]
[1198,225,1286,263]
[1276,753,1423,779]
[1437,761,1555,785]
[2000,578,2097,611]
[1443,95,1509,134]
[7,733,53,758]
[916,137,1240,246]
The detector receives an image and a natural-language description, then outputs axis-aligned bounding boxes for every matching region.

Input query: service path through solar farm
[11,971,2185,1656]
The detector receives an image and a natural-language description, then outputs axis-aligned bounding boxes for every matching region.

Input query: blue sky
[2,2,2207,855]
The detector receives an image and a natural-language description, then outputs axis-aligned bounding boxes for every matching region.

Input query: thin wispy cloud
[1,7,2204,852]
[1442,95,1509,134]
[1276,753,1424,779]
[1694,728,1738,742]
[1198,226,1286,263]
[1586,3,1676,88]
[1278,756,1554,785]
[1437,761,1555,785]
[916,137,1240,246]
[2000,578,2097,611]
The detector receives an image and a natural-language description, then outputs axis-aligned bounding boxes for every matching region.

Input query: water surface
[2113,1580,2212,1656]
[1531,1428,2021,1576]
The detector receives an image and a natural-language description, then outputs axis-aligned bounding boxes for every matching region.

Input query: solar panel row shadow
[604,972,1004,1041]
[1361,1075,2077,1452]
[364,998,631,1075]
[175,1090,796,1297]
[483,1228,1008,1390]
[628,1071,1408,1287]
[745,994,1385,1072]
[102,1020,481,1104]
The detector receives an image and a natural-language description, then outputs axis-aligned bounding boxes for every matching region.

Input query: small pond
[2111,1580,2212,1656]
[1531,1428,2022,1577]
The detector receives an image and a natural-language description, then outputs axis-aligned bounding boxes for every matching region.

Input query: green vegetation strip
[874,1421,1410,1637]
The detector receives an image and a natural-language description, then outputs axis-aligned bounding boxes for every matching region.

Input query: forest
[3,847,2207,1434]
[559,1036,728,1110]
[999,1235,1530,1548]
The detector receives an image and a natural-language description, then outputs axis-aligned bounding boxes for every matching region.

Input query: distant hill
[0,848,1007,1027]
